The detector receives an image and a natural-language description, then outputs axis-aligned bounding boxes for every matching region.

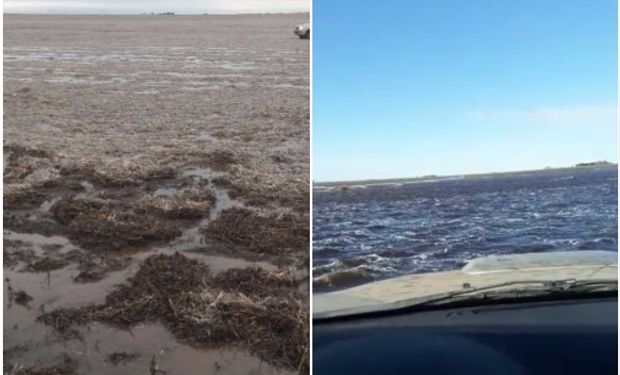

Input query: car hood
[314,250,618,319]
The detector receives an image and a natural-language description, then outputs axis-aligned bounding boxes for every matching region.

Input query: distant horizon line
[314,161,617,185]
[3,11,309,16]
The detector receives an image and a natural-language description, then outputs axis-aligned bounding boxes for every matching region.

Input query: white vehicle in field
[294,23,310,39]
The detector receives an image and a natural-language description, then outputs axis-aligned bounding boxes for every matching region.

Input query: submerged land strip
[314,162,616,190]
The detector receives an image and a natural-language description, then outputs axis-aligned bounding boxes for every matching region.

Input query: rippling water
[313,167,618,291]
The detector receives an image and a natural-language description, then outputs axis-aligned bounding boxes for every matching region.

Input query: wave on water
[313,167,618,291]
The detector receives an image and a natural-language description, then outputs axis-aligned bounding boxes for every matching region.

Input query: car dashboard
[313,297,618,375]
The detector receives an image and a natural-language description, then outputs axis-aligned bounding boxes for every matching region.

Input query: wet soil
[39,253,308,371]
[4,13,309,375]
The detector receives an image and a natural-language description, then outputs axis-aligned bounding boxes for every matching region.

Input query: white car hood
[314,250,618,318]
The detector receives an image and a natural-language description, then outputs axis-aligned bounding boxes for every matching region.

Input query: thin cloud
[465,105,618,127]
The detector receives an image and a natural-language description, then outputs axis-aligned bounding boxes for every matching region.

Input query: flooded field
[4,14,309,374]
[314,166,617,292]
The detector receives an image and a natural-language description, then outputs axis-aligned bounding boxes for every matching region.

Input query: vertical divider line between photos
[0,9,5,329]
[616,2,620,347]
[309,0,314,373]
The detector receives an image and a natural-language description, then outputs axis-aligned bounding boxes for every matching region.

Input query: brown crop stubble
[39,253,309,372]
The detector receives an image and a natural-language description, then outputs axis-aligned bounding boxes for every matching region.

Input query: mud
[105,352,140,366]
[5,13,309,374]
[39,253,309,371]
[5,355,77,375]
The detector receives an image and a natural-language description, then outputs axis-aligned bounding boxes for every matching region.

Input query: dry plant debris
[14,290,34,307]
[204,208,309,255]
[105,352,141,366]
[136,187,215,220]
[50,196,182,250]
[23,257,68,272]
[38,253,309,372]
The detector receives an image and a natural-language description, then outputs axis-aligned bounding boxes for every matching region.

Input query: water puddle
[180,166,244,220]
[210,188,244,220]
[153,186,179,197]
[46,76,129,86]
[5,263,132,311]
[134,89,160,95]
[181,167,221,182]
[4,151,12,171]
[81,181,94,192]
[180,85,222,91]
[271,139,306,154]
[169,225,208,251]
[264,83,306,90]
[5,316,290,375]
[4,230,78,256]
[171,167,244,253]
[197,132,220,142]
[131,246,277,274]
[219,62,256,71]
[39,197,62,212]
[4,233,284,373]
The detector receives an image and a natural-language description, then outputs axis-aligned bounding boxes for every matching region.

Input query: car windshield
[312,0,617,313]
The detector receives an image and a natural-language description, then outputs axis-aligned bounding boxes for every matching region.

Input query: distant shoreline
[314,162,617,188]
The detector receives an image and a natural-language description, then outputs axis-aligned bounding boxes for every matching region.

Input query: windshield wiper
[411,278,617,307]
[315,279,618,321]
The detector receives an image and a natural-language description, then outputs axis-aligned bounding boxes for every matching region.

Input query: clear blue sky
[313,0,618,182]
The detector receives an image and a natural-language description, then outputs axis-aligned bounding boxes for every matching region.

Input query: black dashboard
[313,298,618,375]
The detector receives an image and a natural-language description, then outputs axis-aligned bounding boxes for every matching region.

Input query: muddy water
[4,166,284,373]
[6,309,288,375]
[170,166,247,253]
[182,166,244,221]
[4,230,78,256]
[4,176,284,373]
[4,229,286,374]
